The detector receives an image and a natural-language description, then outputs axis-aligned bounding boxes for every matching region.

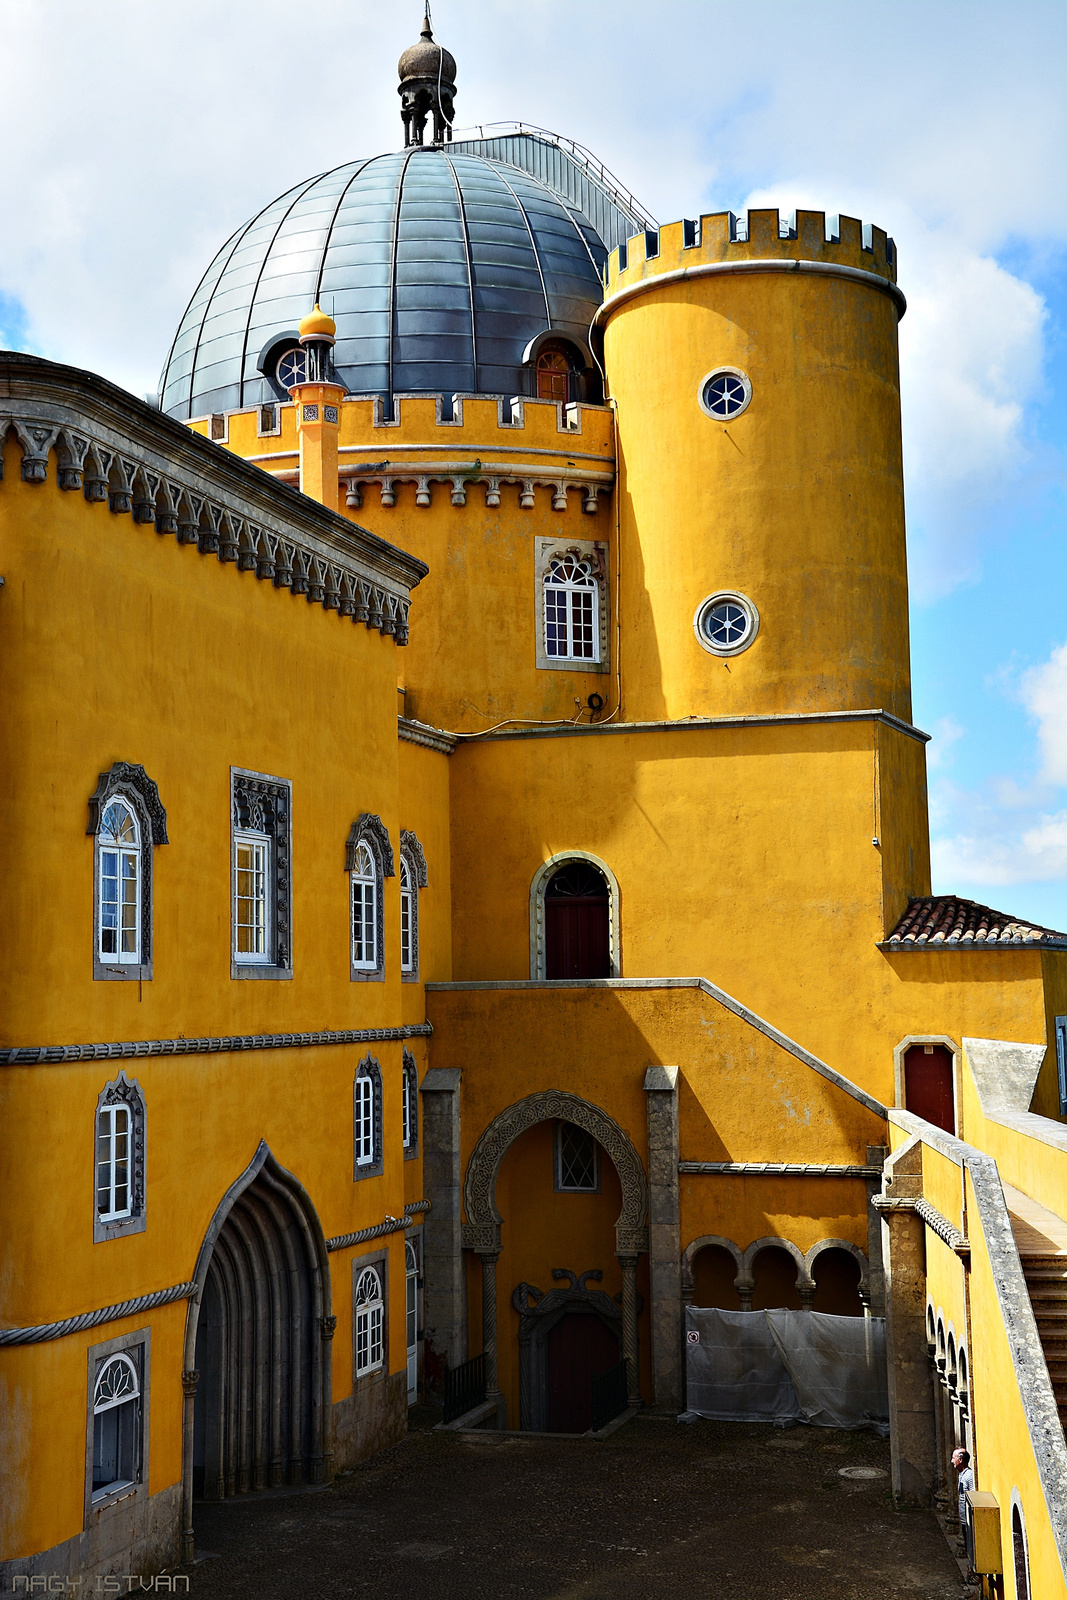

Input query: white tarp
[684,1306,888,1430]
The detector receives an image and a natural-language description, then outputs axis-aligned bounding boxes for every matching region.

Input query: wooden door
[545,1311,619,1433]
[544,862,610,978]
[903,1044,955,1133]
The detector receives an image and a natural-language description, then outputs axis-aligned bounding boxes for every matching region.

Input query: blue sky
[0,0,1063,924]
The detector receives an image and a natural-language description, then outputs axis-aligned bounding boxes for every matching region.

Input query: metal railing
[448,121,657,230]
[443,1351,487,1423]
[591,1357,629,1432]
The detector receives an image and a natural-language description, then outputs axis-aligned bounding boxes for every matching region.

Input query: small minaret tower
[398,11,457,146]
[288,304,347,511]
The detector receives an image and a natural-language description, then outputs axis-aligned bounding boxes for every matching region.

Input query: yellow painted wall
[602,211,910,726]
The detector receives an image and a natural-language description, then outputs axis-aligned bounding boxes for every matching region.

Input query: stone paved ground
[184,1413,965,1599]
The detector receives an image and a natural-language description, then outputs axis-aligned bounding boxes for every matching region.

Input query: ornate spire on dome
[398,9,456,147]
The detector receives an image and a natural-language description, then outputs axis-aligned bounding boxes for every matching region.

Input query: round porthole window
[699,367,751,420]
[694,591,759,656]
[276,346,308,390]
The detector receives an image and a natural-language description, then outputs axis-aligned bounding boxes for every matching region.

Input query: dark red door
[545,1312,619,1433]
[545,862,610,979]
[904,1045,955,1133]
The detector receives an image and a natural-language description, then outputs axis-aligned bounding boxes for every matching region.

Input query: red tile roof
[884,895,1067,949]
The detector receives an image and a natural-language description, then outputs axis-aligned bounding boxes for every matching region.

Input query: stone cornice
[398,716,458,754]
[0,352,427,642]
[458,708,930,746]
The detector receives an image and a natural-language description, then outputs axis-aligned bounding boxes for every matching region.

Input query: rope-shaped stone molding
[325,1198,431,1253]
[0,1020,432,1068]
[0,415,411,644]
[915,1198,968,1253]
[0,1281,196,1346]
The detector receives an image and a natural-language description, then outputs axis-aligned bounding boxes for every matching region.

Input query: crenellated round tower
[599,208,911,724]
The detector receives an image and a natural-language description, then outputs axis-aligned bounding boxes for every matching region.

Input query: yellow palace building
[3,16,1067,1596]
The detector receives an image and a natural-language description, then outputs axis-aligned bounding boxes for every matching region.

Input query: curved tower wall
[602,210,911,725]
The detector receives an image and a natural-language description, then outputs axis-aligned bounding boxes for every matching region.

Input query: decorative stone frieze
[0,354,425,646]
[331,458,613,515]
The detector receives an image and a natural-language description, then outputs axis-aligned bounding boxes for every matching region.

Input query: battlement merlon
[602,210,902,311]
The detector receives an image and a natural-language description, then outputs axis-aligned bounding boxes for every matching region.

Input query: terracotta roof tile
[884,895,1067,949]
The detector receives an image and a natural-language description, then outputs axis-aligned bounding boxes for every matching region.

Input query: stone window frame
[87,762,167,982]
[93,1071,147,1243]
[402,1049,419,1161]
[405,1231,423,1404]
[353,1054,384,1181]
[554,1119,601,1194]
[346,814,393,983]
[529,850,622,979]
[535,537,609,675]
[231,768,292,981]
[83,1326,150,1527]
[398,830,428,985]
[351,1245,390,1389]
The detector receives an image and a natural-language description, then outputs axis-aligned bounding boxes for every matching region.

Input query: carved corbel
[132,468,160,525]
[336,571,356,616]
[83,444,111,504]
[289,547,309,595]
[305,556,326,605]
[236,520,258,570]
[12,420,61,483]
[366,586,384,631]
[380,594,397,636]
[196,502,221,554]
[415,476,432,508]
[255,529,277,581]
[484,477,501,508]
[176,490,202,545]
[272,539,294,588]
[108,455,138,514]
[450,476,467,506]
[552,482,568,511]
[519,479,535,510]
[154,480,179,536]
[345,480,363,509]
[56,428,90,490]
[395,600,410,647]
[217,510,240,562]
[322,565,341,611]
[583,485,600,514]
[352,578,370,623]
[380,478,396,508]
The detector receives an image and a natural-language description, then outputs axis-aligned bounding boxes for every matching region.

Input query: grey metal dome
[159,147,609,420]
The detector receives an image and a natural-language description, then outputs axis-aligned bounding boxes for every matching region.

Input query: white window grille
[355,1072,375,1167]
[406,1241,419,1400]
[92,1353,140,1500]
[400,858,414,973]
[556,1121,600,1192]
[544,555,600,662]
[96,1104,132,1221]
[234,832,270,962]
[276,346,308,390]
[402,1065,413,1149]
[351,841,378,970]
[98,801,141,962]
[355,1267,384,1376]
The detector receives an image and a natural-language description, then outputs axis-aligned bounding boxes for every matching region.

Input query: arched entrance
[463,1091,648,1420]
[180,1144,333,1560]
[529,851,621,979]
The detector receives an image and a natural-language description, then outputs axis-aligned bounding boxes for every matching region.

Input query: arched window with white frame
[92,1351,142,1501]
[544,552,600,662]
[88,762,167,982]
[351,842,378,972]
[94,1071,146,1242]
[346,814,393,982]
[398,830,427,983]
[405,1239,419,1401]
[353,1055,383,1179]
[355,1267,384,1377]
[402,1049,418,1159]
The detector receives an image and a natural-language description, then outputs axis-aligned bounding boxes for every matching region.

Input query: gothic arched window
[346,814,393,982]
[351,842,378,972]
[544,553,600,663]
[399,830,428,982]
[355,1267,384,1377]
[88,762,167,982]
[92,1349,142,1502]
[402,1049,418,1159]
[353,1055,383,1179]
[94,1072,146,1242]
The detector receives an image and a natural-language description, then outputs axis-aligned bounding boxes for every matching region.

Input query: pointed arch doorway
[180,1144,333,1560]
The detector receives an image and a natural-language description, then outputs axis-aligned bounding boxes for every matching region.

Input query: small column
[618,1254,642,1407]
[477,1247,502,1404]
[419,1068,466,1380]
[876,1189,936,1507]
[644,1064,682,1412]
[289,304,346,511]
[180,1368,200,1565]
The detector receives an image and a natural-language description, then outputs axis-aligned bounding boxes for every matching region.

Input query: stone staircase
[1005,1183,1067,1431]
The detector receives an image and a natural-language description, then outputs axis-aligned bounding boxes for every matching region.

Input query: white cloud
[1021,641,1067,786]
[933,810,1067,889]
[925,716,965,772]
